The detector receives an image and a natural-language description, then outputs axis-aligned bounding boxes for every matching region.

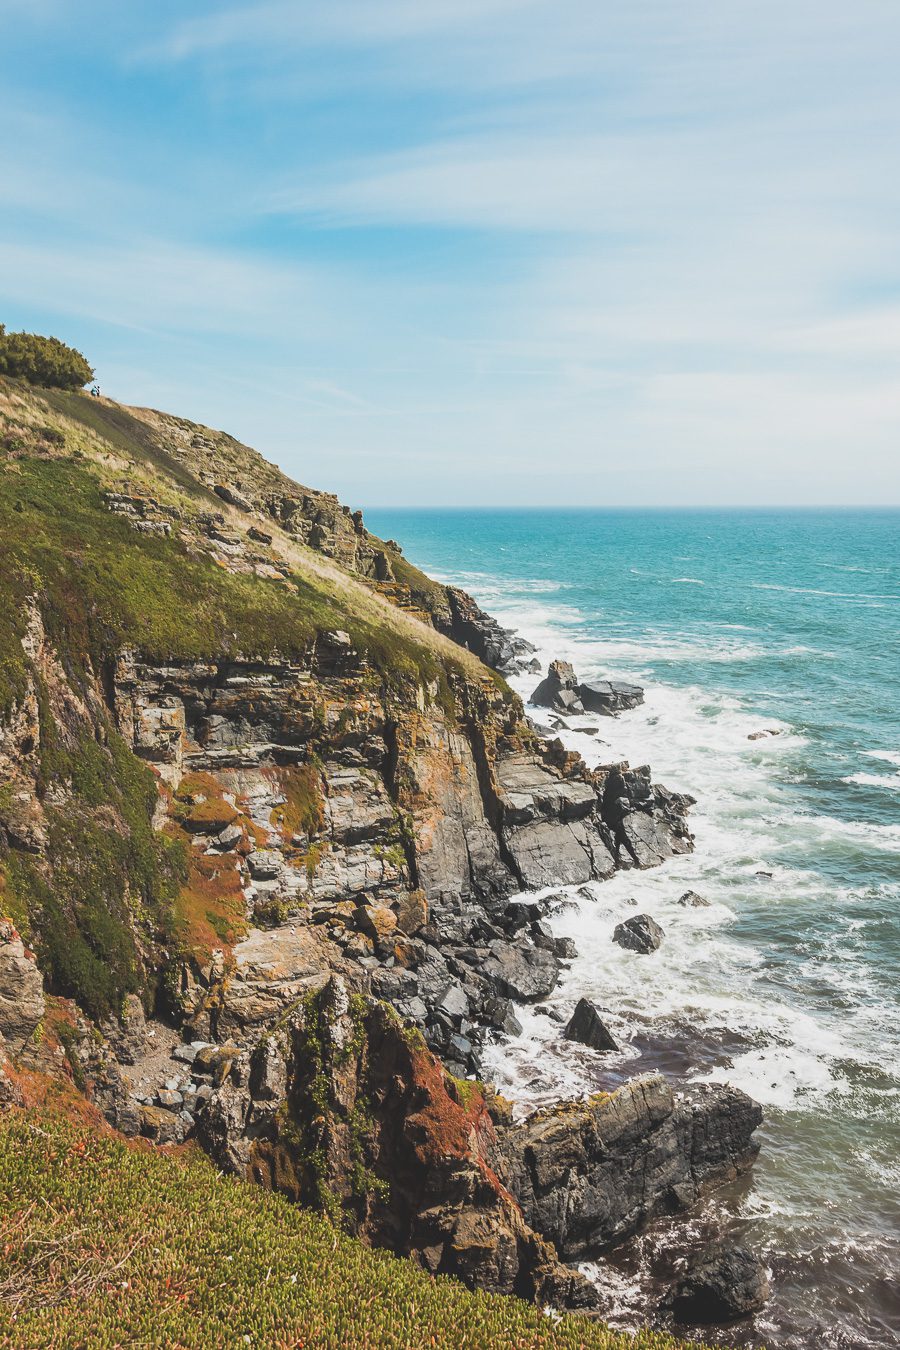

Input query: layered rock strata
[0,919,44,1054]
[196,975,760,1305]
[504,1077,762,1258]
[106,639,692,1075]
[0,384,762,1321]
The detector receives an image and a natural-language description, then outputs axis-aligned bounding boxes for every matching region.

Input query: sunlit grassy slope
[0,1108,714,1350]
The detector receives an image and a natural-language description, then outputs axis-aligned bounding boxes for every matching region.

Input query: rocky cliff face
[0,919,44,1056]
[2,613,691,1075]
[197,974,759,1309]
[199,976,599,1308]
[109,637,694,1068]
[0,378,760,1320]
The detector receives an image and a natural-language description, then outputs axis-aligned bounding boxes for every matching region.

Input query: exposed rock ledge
[0,919,45,1055]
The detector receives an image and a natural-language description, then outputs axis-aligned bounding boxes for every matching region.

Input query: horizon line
[363,502,900,513]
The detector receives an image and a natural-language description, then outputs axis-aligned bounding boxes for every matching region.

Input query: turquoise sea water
[367,508,900,1350]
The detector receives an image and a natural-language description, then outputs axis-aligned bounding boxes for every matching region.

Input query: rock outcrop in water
[0,376,759,1322]
[504,1078,762,1259]
[662,1243,771,1324]
[531,660,645,717]
[439,586,540,676]
[613,912,665,953]
[563,997,619,1052]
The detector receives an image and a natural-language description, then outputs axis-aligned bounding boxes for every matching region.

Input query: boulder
[505,898,549,929]
[140,1104,184,1145]
[480,941,560,1002]
[436,982,469,1022]
[0,919,45,1054]
[354,903,398,943]
[395,888,428,936]
[215,822,244,850]
[172,1042,200,1064]
[247,850,283,879]
[529,660,583,714]
[213,482,253,511]
[484,997,523,1038]
[563,998,619,1052]
[578,679,644,716]
[663,1243,770,1323]
[613,913,664,953]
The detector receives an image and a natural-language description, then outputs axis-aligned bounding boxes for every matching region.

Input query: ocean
[367,507,900,1350]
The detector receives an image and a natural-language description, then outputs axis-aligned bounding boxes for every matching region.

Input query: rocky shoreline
[7,618,762,1328]
[0,392,766,1334]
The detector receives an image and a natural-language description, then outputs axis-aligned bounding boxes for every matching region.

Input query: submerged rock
[663,1243,770,1323]
[479,941,560,1002]
[678,890,710,908]
[613,913,665,953]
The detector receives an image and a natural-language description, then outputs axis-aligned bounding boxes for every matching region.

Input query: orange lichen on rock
[169,839,246,960]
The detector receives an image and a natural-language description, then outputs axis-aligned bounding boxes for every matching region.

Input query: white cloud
[4,0,900,503]
[0,237,336,337]
[151,0,546,63]
[781,308,900,359]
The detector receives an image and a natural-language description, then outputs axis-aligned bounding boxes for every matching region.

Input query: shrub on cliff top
[0,323,94,390]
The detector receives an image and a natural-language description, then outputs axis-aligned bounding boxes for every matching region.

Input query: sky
[2,1,900,507]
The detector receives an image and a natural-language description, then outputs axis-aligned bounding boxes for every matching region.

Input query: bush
[0,323,93,390]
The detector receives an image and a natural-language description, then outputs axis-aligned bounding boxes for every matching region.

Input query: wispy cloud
[150,0,547,62]
[3,1,900,504]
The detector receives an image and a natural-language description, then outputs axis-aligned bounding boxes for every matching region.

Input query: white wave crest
[843,771,900,791]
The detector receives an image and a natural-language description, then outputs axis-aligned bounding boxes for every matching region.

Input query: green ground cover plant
[0,1108,719,1350]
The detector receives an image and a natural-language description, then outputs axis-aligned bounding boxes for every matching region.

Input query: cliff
[0,375,758,1332]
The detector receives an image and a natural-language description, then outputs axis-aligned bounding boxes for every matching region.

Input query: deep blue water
[368,507,900,1350]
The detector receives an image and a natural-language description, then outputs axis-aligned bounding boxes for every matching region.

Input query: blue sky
[2,1,900,507]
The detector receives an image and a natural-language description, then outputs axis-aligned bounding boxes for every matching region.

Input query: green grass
[0,454,351,709]
[0,1108,714,1350]
[0,429,471,715]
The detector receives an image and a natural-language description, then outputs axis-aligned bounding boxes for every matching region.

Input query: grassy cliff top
[0,1104,713,1350]
[0,376,495,713]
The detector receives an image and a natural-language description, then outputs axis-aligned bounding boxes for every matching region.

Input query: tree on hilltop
[0,323,94,390]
